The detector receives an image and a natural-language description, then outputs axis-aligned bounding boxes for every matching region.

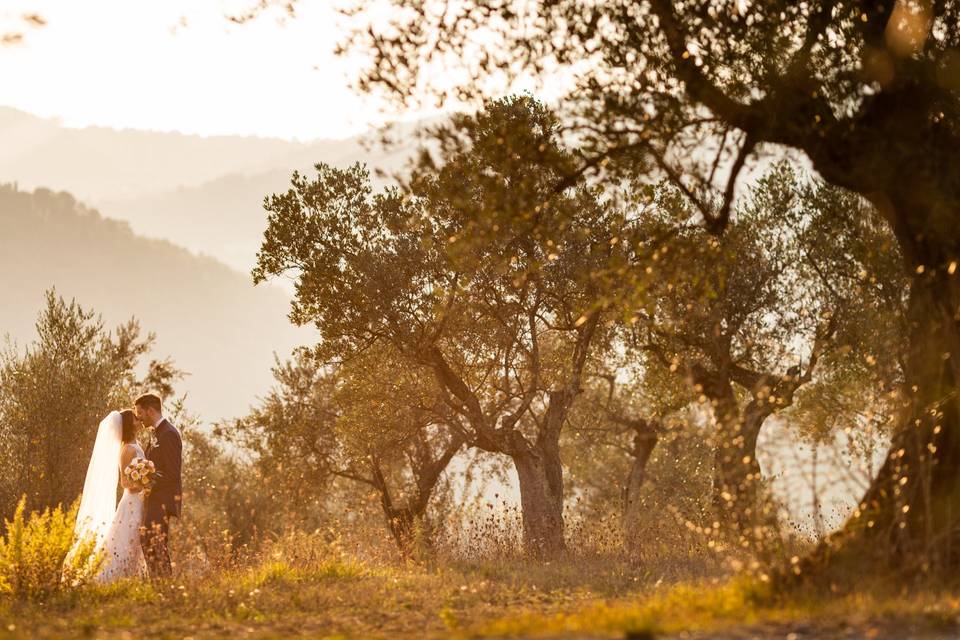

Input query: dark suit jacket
[145,419,183,519]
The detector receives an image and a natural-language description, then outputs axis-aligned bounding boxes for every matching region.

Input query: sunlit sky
[0,0,420,141]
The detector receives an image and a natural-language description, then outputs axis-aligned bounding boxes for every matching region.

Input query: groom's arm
[153,430,182,493]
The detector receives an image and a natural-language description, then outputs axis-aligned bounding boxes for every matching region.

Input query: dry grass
[0,547,957,639]
[0,501,954,639]
[474,576,960,638]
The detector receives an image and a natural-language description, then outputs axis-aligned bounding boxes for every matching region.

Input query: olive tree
[254,97,625,555]
[341,0,960,573]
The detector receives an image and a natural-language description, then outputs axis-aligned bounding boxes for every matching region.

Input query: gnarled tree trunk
[821,267,960,573]
[695,359,819,543]
[422,310,600,558]
[369,433,464,557]
[513,443,566,556]
[511,387,575,556]
[691,365,764,536]
[370,460,429,556]
[706,376,755,531]
[622,422,659,555]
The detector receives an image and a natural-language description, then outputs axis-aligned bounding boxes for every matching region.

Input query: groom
[134,393,182,578]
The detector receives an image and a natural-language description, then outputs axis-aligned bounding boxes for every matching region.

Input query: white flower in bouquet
[123,456,160,491]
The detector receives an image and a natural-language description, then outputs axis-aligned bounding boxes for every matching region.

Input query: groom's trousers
[141,500,173,578]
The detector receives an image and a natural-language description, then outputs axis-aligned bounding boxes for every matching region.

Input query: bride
[69,410,148,583]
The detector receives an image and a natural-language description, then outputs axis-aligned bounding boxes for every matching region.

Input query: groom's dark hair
[135,393,163,413]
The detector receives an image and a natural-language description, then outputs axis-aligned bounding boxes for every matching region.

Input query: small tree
[226,353,342,519]
[621,168,837,543]
[565,350,695,556]
[334,344,465,555]
[228,348,463,556]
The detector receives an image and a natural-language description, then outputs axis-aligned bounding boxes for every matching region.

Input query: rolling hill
[0,107,417,272]
[0,184,311,421]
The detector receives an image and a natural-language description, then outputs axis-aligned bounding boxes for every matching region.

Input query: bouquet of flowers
[123,457,159,491]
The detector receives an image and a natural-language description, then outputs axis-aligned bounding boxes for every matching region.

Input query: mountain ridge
[0,183,310,421]
[1,106,418,271]
[0,106,418,198]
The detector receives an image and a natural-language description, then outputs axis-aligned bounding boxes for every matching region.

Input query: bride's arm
[119,444,142,493]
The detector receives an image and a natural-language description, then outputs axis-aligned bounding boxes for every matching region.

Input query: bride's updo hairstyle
[120,409,137,444]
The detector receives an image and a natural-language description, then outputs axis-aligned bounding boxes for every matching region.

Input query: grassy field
[2,553,958,639]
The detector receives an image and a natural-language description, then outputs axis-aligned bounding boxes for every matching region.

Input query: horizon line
[0,102,438,145]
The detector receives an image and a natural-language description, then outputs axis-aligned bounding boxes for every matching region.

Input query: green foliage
[0,496,99,599]
[783,176,907,444]
[350,0,960,249]
[219,351,380,542]
[220,354,341,522]
[253,96,622,396]
[625,165,824,380]
[333,345,439,460]
[222,344,463,556]
[176,430,288,569]
[253,96,628,553]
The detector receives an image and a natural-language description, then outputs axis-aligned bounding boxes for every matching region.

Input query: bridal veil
[71,411,122,552]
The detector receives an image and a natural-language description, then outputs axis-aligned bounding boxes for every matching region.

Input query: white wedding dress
[69,412,148,584]
[95,441,148,583]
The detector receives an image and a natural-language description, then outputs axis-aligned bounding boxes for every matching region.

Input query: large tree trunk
[822,269,960,573]
[710,382,753,529]
[623,424,659,555]
[508,387,580,557]
[713,400,767,534]
[692,368,764,537]
[700,367,790,545]
[512,442,566,556]
[804,175,960,577]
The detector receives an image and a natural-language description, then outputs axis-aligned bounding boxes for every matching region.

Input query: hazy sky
[0,0,414,140]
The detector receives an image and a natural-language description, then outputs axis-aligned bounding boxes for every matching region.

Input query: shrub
[0,496,99,599]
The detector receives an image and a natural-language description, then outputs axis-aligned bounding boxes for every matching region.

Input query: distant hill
[98,169,295,273]
[0,106,414,200]
[0,106,308,200]
[0,185,311,421]
[0,107,419,271]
